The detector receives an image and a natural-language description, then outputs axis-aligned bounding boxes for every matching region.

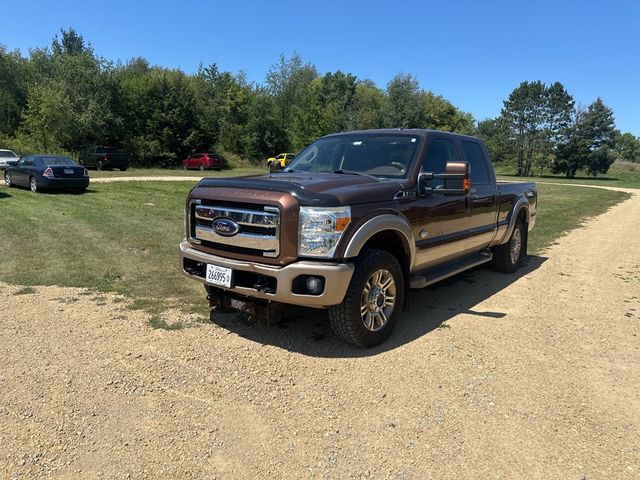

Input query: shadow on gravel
[209,255,547,358]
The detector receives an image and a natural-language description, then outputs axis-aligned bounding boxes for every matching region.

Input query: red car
[181,153,223,171]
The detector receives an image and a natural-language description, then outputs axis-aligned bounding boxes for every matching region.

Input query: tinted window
[40,156,77,166]
[104,147,120,154]
[0,150,18,158]
[421,139,458,188]
[22,156,34,166]
[461,141,490,184]
[96,147,104,154]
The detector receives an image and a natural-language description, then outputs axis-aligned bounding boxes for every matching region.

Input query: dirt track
[1,186,639,479]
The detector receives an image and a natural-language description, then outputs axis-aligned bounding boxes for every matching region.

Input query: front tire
[5,172,13,188]
[328,249,404,347]
[491,218,526,273]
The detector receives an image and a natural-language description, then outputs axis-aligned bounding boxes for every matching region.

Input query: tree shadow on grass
[209,255,547,358]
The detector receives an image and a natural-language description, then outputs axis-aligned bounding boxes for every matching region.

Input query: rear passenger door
[462,140,498,250]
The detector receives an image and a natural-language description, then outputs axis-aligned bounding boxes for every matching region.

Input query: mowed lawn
[89,167,264,179]
[0,181,630,314]
[496,161,640,190]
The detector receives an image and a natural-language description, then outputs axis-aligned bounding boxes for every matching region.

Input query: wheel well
[518,207,528,224]
[360,230,410,273]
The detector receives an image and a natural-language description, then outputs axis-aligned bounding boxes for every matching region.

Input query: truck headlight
[299,206,351,258]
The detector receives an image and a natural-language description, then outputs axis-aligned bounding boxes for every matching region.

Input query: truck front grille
[190,202,280,258]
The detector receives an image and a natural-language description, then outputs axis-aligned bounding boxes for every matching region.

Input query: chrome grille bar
[192,204,280,257]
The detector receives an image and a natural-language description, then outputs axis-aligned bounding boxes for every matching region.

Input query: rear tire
[200,165,205,172]
[4,172,13,188]
[328,249,404,347]
[491,218,526,273]
[30,176,39,193]
[96,161,103,171]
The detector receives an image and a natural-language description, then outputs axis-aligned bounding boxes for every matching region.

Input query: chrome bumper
[179,241,354,308]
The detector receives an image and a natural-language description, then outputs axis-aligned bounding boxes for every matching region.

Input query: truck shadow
[210,255,547,358]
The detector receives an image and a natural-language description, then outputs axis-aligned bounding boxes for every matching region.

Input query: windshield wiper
[333,169,381,181]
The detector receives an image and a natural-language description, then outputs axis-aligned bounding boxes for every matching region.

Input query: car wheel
[200,165,205,172]
[4,172,13,188]
[119,167,127,172]
[328,249,404,347]
[96,161,103,171]
[30,176,39,193]
[182,165,187,171]
[491,218,526,273]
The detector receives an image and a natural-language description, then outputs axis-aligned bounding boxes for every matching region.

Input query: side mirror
[419,161,471,196]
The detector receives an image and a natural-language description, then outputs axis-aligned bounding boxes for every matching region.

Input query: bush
[0,133,77,159]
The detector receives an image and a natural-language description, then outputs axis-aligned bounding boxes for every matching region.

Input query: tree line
[1,29,639,174]
[479,81,640,177]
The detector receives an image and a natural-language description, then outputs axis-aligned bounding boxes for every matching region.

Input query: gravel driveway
[1,186,639,479]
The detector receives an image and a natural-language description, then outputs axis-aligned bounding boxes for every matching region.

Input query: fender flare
[499,197,530,244]
[343,214,415,263]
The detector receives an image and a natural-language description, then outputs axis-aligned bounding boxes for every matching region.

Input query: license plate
[64,169,74,174]
[205,264,232,288]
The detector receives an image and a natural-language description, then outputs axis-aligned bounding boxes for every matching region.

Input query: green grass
[89,167,264,179]
[0,181,631,322]
[527,184,630,253]
[0,181,203,310]
[495,161,640,189]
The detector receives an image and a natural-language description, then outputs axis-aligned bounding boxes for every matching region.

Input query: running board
[410,251,493,289]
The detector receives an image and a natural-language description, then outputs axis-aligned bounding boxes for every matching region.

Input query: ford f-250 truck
[180,129,537,347]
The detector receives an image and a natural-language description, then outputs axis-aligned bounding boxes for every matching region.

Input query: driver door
[412,137,470,271]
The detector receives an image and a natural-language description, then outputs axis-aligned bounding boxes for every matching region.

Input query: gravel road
[1,186,639,479]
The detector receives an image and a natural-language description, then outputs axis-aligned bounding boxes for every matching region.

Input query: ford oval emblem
[212,217,240,237]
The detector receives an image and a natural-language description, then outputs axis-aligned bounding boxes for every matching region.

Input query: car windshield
[286,134,420,178]
[40,156,77,166]
[104,147,120,154]
[0,150,18,158]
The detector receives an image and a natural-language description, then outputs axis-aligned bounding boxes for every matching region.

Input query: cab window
[421,139,458,188]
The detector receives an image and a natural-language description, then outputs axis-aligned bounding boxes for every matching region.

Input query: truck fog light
[305,276,324,294]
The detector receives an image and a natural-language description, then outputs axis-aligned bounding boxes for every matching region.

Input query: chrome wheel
[30,177,38,193]
[510,228,522,264]
[360,269,396,332]
[4,172,11,187]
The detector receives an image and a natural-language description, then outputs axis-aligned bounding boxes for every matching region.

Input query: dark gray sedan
[4,154,90,193]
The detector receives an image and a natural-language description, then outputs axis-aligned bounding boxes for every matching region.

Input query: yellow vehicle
[266,153,295,169]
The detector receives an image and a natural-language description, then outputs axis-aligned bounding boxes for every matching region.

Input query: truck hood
[195,172,409,207]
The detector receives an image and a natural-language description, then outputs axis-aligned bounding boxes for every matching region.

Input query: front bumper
[179,241,354,308]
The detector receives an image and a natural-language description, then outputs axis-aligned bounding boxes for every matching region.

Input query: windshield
[0,150,18,158]
[40,156,77,166]
[286,134,420,178]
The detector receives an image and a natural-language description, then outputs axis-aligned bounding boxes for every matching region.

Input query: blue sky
[2,0,639,135]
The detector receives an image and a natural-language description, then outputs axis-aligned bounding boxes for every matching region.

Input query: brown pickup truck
[180,129,537,347]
